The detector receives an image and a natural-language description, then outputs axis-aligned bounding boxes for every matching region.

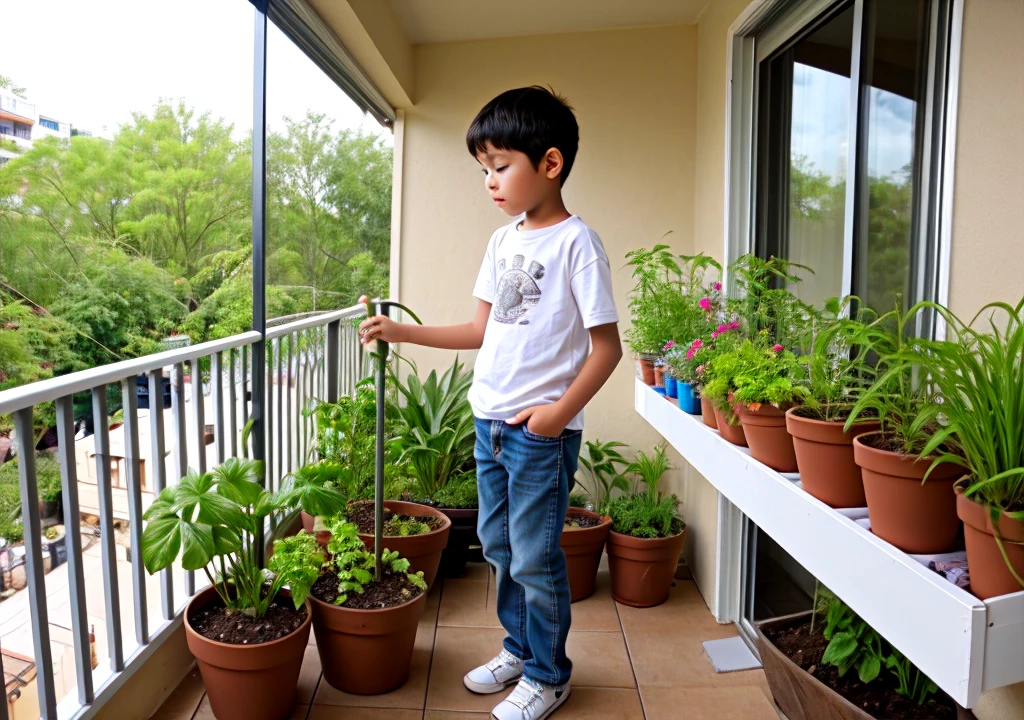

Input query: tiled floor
[152,563,780,720]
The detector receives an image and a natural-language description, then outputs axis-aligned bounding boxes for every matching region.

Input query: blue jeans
[474,418,581,686]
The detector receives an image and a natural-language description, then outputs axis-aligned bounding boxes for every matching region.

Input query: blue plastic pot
[665,375,678,399]
[654,386,667,396]
[677,383,701,414]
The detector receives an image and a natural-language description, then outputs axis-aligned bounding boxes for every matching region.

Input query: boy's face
[476,142,553,218]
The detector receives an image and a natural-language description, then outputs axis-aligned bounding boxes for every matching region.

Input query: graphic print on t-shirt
[493,254,545,325]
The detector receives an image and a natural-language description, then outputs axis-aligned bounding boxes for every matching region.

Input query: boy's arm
[359,299,491,350]
[508,322,623,437]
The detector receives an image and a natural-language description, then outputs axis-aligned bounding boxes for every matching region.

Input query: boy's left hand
[508,404,566,438]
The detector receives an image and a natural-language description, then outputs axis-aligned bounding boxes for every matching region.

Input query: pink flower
[713,282,722,292]
[772,344,784,353]
[691,339,704,350]
[695,364,706,375]
[699,297,712,311]
[663,340,675,351]
[710,331,719,340]
[730,321,741,330]
[717,323,729,334]
[686,349,696,360]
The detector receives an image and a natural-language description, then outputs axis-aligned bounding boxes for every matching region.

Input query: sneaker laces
[486,649,521,674]
[506,678,545,715]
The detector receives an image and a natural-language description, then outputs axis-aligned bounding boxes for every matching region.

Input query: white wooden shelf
[635,379,1024,708]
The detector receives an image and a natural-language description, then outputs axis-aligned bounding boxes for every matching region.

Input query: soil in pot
[786,407,878,508]
[739,404,796,472]
[956,487,1024,600]
[713,407,747,447]
[606,528,686,607]
[700,397,717,428]
[562,508,612,603]
[185,586,311,720]
[310,569,427,694]
[348,500,451,587]
[347,501,446,535]
[761,615,961,720]
[853,433,961,554]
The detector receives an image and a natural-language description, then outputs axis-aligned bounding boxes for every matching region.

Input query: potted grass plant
[562,439,627,601]
[905,298,1024,599]
[309,516,429,694]
[787,299,880,508]
[605,446,686,608]
[142,458,345,720]
[845,302,962,554]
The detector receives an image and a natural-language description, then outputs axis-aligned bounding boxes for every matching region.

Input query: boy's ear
[543,148,564,181]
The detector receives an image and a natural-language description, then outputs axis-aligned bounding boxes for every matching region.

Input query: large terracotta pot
[310,586,427,695]
[757,613,977,720]
[956,486,1024,600]
[638,358,656,385]
[713,406,747,447]
[185,586,311,720]
[739,404,797,472]
[561,508,612,602]
[437,507,479,579]
[853,432,961,553]
[357,500,451,587]
[700,397,718,428]
[606,529,686,608]
[786,409,879,508]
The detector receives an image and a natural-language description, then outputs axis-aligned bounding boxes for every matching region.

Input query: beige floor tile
[297,645,322,704]
[149,668,205,720]
[567,572,621,633]
[438,577,502,629]
[307,706,422,720]
[193,696,309,720]
[640,685,780,720]
[554,687,644,720]
[312,622,433,710]
[459,562,491,583]
[425,712,490,720]
[566,631,635,688]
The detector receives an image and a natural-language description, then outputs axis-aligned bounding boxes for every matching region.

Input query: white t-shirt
[470,215,618,431]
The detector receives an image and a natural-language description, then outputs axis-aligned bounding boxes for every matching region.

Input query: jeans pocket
[521,425,562,443]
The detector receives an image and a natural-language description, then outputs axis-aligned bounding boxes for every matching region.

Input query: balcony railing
[0,95,36,121]
[0,303,370,720]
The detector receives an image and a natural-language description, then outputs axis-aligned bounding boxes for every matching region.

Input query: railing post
[373,302,390,579]
[326,319,340,403]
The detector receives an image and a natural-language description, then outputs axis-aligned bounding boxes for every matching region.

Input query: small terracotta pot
[437,507,479,579]
[638,358,656,385]
[310,586,427,694]
[713,406,747,447]
[956,486,1024,600]
[185,586,311,720]
[654,365,666,388]
[357,500,452,587]
[853,432,961,553]
[606,529,686,607]
[739,404,796,472]
[300,510,331,547]
[700,397,717,428]
[786,409,879,508]
[561,508,612,602]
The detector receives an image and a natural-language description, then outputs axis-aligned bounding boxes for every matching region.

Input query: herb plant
[322,517,427,606]
[277,461,355,519]
[577,439,630,513]
[606,446,685,539]
[308,381,380,493]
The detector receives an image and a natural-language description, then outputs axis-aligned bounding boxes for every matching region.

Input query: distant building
[0,87,83,161]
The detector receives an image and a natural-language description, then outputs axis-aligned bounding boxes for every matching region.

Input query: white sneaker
[491,678,570,720]
[464,649,524,694]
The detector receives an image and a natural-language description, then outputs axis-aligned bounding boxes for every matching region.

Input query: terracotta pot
[853,433,961,553]
[185,586,311,720]
[956,486,1024,600]
[638,358,656,386]
[653,365,666,388]
[606,529,686,607]
[757,612,977,720]
[739,404,797,472]
[786,409,878,508]
[713,406,747,447]
[701,397,718,428]
[561,508,612,602]
[310,585,427,694]
[357,500,452,587]
[437,507,479,579]
[299,510,331,548]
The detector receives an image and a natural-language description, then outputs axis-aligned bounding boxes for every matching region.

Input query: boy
[359,86,621,720]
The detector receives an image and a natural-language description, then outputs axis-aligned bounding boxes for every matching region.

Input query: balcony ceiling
[387,0,711,44]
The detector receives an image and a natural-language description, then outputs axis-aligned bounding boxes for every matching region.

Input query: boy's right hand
[359,314,403,345]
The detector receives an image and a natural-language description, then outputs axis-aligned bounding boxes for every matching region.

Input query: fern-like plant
[322,517,427,606]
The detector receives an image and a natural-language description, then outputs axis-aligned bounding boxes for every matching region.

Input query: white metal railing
[0,303,369,720]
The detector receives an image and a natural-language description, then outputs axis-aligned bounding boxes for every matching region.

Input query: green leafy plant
[308,380,379,491]
[430,473,478,510]
[266,532,326,608]
[576,440,630,513]
[276,461,354,519]
[606,446,684,539]
[886,650,939,706]
[727,254,816,346]
[387,357,475,503]
[322,516,427,606]
[624,246,710,358]
[815,586,884,684]
[142,457,343,615]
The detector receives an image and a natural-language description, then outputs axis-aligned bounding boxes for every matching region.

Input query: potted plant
[605,446,686,608]
[758,585,974,719]
[277,461,356,547]
[846,303,962,554]
[387,357,475,579]
[343,497,450,587]
[563,440,627,602]
[142,458,335,720]
[907,298,1024,599]
[309,516,428,694]
[700,342,749,447]
[787,300,880,508]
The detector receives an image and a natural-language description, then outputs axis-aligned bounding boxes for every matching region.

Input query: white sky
[0,0,391,143]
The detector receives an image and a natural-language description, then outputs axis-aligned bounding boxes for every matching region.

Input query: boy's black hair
[466,86,579,186]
